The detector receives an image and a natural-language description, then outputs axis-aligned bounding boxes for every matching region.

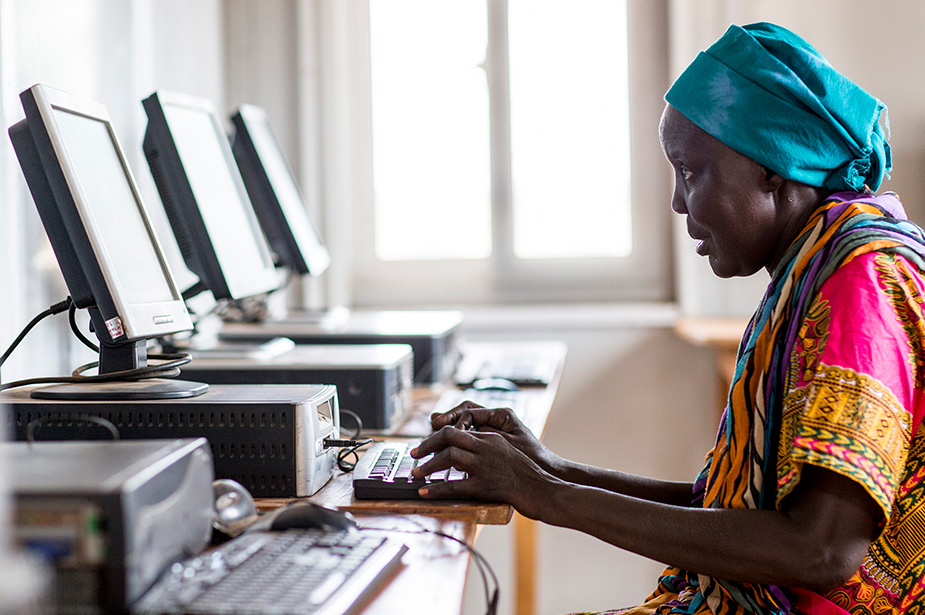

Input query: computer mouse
[470,377,520,392]
[212,479,259,537]
[267,502,358,532]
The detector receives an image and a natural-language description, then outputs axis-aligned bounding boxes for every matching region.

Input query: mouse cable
[360,524,499,615]
[0,296,72,371]
[428,527,498,615]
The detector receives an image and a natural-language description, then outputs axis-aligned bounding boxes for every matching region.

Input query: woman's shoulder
[832,249,924,282]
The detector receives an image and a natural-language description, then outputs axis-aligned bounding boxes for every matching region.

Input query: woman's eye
[680,166,694,182]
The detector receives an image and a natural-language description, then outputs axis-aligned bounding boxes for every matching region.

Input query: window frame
[317,0,673,308]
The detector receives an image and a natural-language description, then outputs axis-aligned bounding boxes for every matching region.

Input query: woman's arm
[542,460,695,507]
[546,464,880,591]
[413,427,881,591]
[430,404,695,506]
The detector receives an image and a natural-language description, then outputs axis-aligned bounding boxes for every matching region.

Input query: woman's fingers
[412,440,480,480]
[412,424,478,459]
[430,404,523,433]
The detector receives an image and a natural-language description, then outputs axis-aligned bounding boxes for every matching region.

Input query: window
[369,1,491,262]
[326,0,672,306]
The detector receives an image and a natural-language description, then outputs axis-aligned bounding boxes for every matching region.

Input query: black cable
[0,296,72,370]
[339,408,363,439]
[181,280,208,302]
[323,437,373,449]
[0,296,193,392]
[426,527,499,615]
[361,524,499,615]
[68,300,99,353]
[70,352,192,378]
[0,352,193,392]
[335,438,375,472]
[318,409,370,471]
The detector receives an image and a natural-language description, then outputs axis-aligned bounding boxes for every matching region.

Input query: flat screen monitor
[230,104,330,277]
[8,84,206,399]
[142,91,281,302]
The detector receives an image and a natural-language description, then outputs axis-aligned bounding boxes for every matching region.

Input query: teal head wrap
[665,22,891,192]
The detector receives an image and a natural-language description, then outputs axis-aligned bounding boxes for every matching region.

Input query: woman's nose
[670,187,688,215]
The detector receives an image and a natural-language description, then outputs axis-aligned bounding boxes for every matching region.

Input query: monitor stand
[29,339,208,401]
[31,379,209,401]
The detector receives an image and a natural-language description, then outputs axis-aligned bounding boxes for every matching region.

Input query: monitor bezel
[142,90,282,302]
[13,84,193,344]
[230,104,331,277]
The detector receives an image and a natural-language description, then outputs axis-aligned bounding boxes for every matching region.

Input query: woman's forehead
[659,106,712,157]
[660,105,765,176]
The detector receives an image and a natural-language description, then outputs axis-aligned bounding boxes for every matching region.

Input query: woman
[411,23,925,615]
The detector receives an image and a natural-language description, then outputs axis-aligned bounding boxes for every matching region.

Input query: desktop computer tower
[1,384,339,498]
[4,438,214,615]
[179,344,413,430]
[220,309,463,385]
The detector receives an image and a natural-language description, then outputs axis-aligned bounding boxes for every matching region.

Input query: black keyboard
[454,352,557,387]
[353,441,466,500]
[133,529,407,615]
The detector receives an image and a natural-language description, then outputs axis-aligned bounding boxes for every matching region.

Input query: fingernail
[410,447,418,457]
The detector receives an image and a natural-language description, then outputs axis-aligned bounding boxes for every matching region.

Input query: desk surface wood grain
[339,513,478,615]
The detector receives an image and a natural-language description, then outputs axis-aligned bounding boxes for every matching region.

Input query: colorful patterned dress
[575,193,925,615]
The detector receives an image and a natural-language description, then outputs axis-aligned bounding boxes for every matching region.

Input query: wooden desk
[338,513,480,615]
[260,340,567,615]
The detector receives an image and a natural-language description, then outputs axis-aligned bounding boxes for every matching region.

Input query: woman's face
[659,105,790,278]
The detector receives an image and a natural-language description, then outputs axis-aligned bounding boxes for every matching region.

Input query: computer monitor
[141,91,282,302]
[8,84,207,400]
[230,104,331,277]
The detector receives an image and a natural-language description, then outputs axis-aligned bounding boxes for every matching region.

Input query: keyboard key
[353,441,467,500]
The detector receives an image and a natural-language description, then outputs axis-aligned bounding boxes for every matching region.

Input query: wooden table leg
[514,512,537,615]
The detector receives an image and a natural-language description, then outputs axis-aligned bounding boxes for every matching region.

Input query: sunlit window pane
[509,0,632,259]
[369,0,491,261]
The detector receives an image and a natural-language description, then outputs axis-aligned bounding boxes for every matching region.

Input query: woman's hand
[410,423,562,520]
[429,402,566,477]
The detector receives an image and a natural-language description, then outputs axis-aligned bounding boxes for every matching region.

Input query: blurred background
[1,1,922,613]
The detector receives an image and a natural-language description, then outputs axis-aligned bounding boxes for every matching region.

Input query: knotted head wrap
[665,22,891,192]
